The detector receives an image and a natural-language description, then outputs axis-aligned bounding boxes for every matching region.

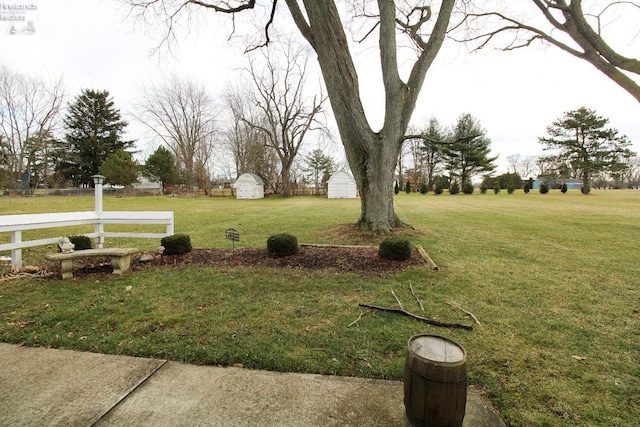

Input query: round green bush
[449,181,460,195]
[68,235,92,251]
[462,181,474,194]
[540,183,549,194]
[378,237,412,261]
[161,234,192,255]
[267,233,299,258]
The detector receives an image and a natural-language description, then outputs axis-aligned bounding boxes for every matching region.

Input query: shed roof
[328,170,355,183]
[235,173,264,185]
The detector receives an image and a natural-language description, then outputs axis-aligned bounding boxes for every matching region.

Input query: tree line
[399,107,637,193]
[2,64,636,199]
[0,43,335,195]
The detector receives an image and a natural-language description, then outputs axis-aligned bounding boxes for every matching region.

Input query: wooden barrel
[404,334,467,427]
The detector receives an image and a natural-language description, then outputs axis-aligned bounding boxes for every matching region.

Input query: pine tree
[539,107,635,194]
[142,146,179,194]
[100,149,139,187]
[304,149,334,195]
[59,89,133,187]
[443,114,497,184]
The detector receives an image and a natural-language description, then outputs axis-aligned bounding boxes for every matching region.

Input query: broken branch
[445,301,482,327]
[409,281,425,312]
[359,303,473,330]
[390,288,404,310]
[348,309,364,327]
[416,245,438,271]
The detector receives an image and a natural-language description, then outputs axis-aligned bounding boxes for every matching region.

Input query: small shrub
[419,183,428,194]
[540,183,549,194]
[507,183,515,194]
[378,237,412,261]
[161,234,192,255]
[267,233,299,258]
[434,186,443,195]
[493,183,501,194]
[68,235,92,251]
[449,181,460,195]
[524,183,530,194]
[462,181,474,194]
[405,181,411,194]
[394,181,400,195]
[561,183,568,193]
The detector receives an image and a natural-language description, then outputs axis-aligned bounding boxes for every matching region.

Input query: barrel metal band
[408,370,467,384]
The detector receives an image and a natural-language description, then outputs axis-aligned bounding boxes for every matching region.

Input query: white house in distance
[328,170,357,199]
[234,173,265,199]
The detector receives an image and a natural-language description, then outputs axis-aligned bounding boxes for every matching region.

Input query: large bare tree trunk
[287,0,455,232]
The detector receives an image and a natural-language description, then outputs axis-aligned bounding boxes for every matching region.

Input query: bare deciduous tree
[135,74,218,192]
[240,41,326,197]
[126,0,457,232]
[0,66,64,189]
[456,1,640,103]
[223,83,280,190]
[507,154,539,179]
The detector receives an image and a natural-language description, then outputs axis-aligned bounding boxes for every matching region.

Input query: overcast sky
[2,0,639,176]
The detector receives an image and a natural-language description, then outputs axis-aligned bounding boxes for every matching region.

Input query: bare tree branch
[456,1,640,103]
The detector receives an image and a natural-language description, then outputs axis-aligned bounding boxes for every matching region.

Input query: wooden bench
[45,248,140,279]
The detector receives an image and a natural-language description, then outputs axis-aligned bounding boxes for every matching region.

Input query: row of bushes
[266,233,412,260]
[64,233,413,261]
[394,182,566,195]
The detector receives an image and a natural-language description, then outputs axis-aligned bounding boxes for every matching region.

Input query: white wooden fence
[0,210,174,270]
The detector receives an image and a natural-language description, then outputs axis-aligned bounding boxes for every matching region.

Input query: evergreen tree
[100,149,139,187]
[142,146,179,193]
[539,107,635,194]
[561,183,568,193]
[60,89,133,187]
[444,114,497,184]
[304,149,334,195]
[418,117,447,191]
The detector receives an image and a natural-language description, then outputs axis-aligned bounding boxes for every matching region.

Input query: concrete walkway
[0,343,505,426]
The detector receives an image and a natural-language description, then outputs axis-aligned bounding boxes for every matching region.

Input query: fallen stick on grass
[390,288,404,310]
[445,301,483,327]
[348,309,364,327]
[416,245,438,271]
[358,303,473,330]
[409,281,425,312]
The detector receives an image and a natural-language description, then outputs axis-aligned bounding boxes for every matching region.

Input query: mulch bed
[60,246,428,279]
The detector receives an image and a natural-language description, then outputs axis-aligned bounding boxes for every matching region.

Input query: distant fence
[0,210,174,271]
[2,187,162,198]
[2,187,327,198]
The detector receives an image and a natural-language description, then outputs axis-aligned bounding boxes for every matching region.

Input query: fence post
[10,230,21,271]
[92,175,105,248]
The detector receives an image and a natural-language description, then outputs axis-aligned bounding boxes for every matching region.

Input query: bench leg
[60,260,73,279]
[111,255,132,275]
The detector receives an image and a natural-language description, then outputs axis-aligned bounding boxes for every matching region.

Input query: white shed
[328,170,357,199]
[234,173,265,199]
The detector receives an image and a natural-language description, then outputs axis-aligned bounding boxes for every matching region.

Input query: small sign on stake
[225,228,240,250]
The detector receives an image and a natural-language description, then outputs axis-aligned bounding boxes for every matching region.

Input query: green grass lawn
[1,190,639,426]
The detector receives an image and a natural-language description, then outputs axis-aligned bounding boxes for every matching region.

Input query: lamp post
[92,175,105,248]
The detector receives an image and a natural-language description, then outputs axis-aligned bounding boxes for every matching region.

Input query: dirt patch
[51,245,428,279]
